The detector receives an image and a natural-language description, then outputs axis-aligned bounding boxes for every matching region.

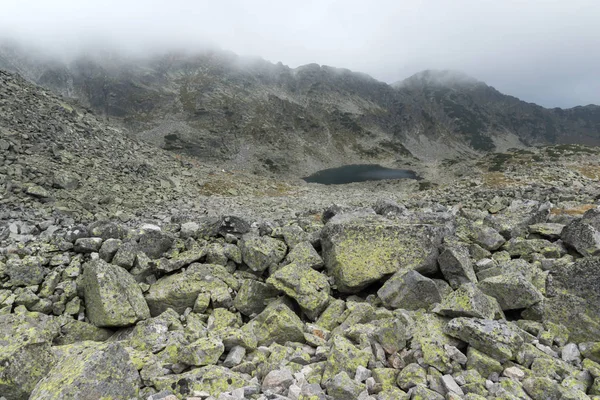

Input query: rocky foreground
[2,194,600,399]
[3,69,600,400]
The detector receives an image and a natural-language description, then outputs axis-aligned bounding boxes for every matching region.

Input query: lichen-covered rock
[145,263,236,316]
[468,224,506,251]
[378,269,442,310]
[178,337,225,366]
[345,316,411,355]
[285,241,324,269]
[478,274,543,310]
[73,237,104,253]
[5,255,47,286]
[53,317,113,346]
[522,376,589,400]
[249,300,304,346]
[321,335,371,384]
[445,318,525,362]
[239,235,287,272]
[321,214,442,293]
[88,221,127,240]
[466,346,503,378]
[325,371,365,400]
[502,237,564,259]
[137,229,173,259]
[438,244,477,289]
[31,342,140,400]
[561,219,600,257]
[396,362,427,390]
[267,262,330,320]
[82,259,150,327]
[234,279,280,316]
[98,238,122,262]
[0,310,60,399]
[111,241,139,270]
[433,283,502,319]
[151,365,256,397]
[540,257,600,341]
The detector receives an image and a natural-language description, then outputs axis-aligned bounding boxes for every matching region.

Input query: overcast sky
[1,0,599,108]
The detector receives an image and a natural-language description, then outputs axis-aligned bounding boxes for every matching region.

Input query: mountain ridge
[2,42,600,175]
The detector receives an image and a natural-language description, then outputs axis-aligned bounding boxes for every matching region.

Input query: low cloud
[1,0,599,107]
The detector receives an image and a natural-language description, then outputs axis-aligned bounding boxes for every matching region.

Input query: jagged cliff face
[2,44,600,175]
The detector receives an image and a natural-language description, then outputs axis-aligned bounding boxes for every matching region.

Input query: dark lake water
[303,164,421,185]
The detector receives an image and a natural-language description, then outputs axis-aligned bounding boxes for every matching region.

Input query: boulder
[325,371,365,400]
[468,225,506,251]
[478,274,543,310]
[322,335,372,384]
[239,235,287,272]
[82,259,150,327]
[30,342,141,400]
[151,365,256,397]
[267,262,330,320]
[445,318,525,362]
[0,311,60,399]
[561,219,600,257]
[5,255,47,286]
[249,300,304,346]
[438,244,477,289]
[138,230,173,259]
[378,270,443,310]
[145,263,236,316]
[433,283,502,319]
[321,214,442,293]
[178,337,225,367]
[234,279,280,317]
[285,241,323,269]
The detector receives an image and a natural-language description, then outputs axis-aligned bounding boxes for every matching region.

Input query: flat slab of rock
[445,317,524,362]
[433,283,502,319]
[82,259,150,327]
[321,214,442,293]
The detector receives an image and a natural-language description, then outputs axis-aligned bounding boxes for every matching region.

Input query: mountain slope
[2,43,600,175]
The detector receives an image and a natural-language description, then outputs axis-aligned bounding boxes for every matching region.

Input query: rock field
[2,68,600,400]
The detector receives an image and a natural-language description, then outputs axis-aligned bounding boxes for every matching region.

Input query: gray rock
[138,230,173,259]
[74,237,103,253]
[326,372,365,400]
[52,171,80,190]
[438,244,477,289]
[5,256,47,286]
[562,343,581,363]
[262,368,294,395]
[478,274,543,310]
[267,262,330,320]
[223,345,246,368]
[111,241,139,270]
[233,279,280,317]
[433,283,502,319]
[285,241,323,269]
[321,213,443,293]
[445,318,524,362]
[82,259,150,327]
[561,219,600,257]
[378,269,442,310]
[468,225,506,251]
[30,342,140,400]
[441,374,464,395]
[98,238,122,262]
[240,235,287,272]
[250,300,304,346]
[0,311,60,399]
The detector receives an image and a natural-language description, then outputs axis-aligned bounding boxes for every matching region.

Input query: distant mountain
[2,42,599,175]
